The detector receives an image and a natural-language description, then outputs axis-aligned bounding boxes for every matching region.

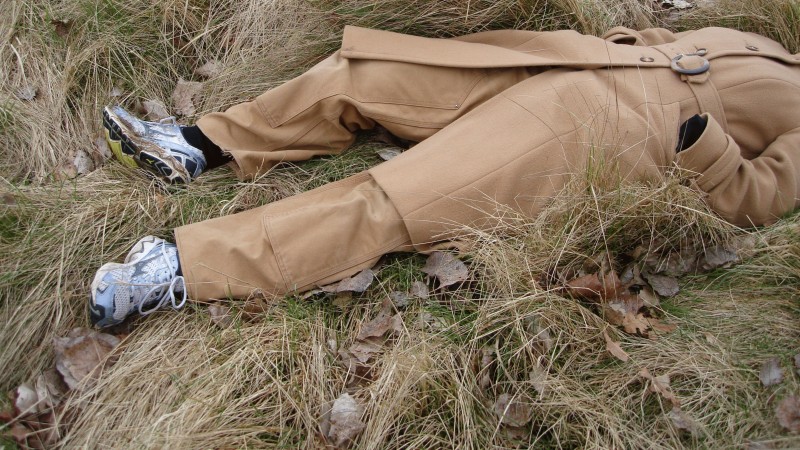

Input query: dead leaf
[620,263,646,285]
[141,99,170,121]
[109,86,123,98]
[775,395,800,433]
[566,270,622,301]
[493,393,532,427]
[603,330,629,362]
[72,149,95,175]
[336,269,374,293]
[637,286,661,308]
[337,349,374,384]
[16,85,37,101]
[8,424,32,446]
[34,369,67,410]
[194,60,221,78]
[51,19,71,38]
[18,409,59,448]
[171,78,203,116]
[347,337,384,364]
[759,358,784,387]
[644,273,679,297]
[603,293,644,327]
[357,311,402,340]
[529,364,547,398]
[241,295,270,322]
[699,245,738,271]
[14,383,38,415]
[794,354,800,376]
[326,393,366,447]
[649,319,677,334]
[53,328,120,391]
[377,148,401,161]
[421,252,469,288]
[640,368,680,406]
[208,304,233,329]
[93,135,112,162]
[669,406,699,435]
[478,346,495,390]
[410,281,429,299]
[389,291,410,308]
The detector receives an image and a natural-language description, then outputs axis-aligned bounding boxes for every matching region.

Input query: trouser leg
[196,51,535,179]
[178,66,679,301]
[175,172,413,300]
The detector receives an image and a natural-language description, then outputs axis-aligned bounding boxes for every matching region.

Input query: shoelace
[138,244,188,316]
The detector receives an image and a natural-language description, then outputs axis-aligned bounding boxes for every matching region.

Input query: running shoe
[90,236,187,328]
[102,105,206,183]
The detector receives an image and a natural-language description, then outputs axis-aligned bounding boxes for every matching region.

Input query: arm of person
[676,113,800,227]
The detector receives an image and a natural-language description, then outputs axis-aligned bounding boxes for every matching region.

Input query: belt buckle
[671,50,710,75]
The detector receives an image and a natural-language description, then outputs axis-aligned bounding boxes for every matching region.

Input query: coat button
[746,45,759,51]
[640,56,655,62]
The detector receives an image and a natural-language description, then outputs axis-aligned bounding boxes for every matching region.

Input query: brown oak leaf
[603,330,629,362]
[53,328,121,391]
[171,78,203,116]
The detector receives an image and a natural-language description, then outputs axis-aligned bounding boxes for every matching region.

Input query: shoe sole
[103,107,190,183]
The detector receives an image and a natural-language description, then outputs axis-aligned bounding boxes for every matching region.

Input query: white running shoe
[89,236,187,328]
[102,105,206,183]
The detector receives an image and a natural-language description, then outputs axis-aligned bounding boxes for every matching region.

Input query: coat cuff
[675,113,741,192]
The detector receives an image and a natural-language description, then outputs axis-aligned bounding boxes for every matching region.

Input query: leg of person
[175,67,683,300]
[91,65,685,326]
[104,56,533,183]
[195,53,536,179]
[89,171,411,327]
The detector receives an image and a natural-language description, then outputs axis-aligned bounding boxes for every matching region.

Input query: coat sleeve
[676,113,800,227]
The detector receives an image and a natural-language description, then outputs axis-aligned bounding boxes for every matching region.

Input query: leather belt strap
[655,44,729,133]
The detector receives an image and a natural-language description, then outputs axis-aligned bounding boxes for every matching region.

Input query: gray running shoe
[103,106,207,183]
[90,236,187,328]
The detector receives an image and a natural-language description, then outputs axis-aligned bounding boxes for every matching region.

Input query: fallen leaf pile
[639,367,699,435]
[2,328,121,447]
[337,299,403,387]
[561,241,748,338]
[755,355,800,434]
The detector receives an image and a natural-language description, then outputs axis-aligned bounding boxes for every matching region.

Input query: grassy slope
[1,0,799,448]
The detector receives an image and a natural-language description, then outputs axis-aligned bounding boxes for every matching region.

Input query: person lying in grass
[90,24,800,327]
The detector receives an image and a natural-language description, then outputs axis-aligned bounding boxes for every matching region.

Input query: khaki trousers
[175,52,538,299]
[175,51,686,300]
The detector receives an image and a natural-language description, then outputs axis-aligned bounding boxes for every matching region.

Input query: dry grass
[1,0,799,448]
[675,0,800,53]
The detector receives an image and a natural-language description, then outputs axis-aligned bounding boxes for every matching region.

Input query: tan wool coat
[176,25,800,300]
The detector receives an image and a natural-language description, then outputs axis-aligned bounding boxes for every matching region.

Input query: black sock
[180,126,232,170]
